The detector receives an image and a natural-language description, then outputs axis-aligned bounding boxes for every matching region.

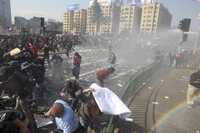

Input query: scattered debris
[117,83,123,87]
[152,102,159,105]
[142,82,146,85]
[186,65,190,68]
[164,96,169,99]
[179,76,189,81]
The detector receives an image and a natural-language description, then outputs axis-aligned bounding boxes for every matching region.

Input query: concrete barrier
[122,61,161,103]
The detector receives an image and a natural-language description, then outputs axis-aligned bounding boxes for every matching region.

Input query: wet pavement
[150,68,200,133]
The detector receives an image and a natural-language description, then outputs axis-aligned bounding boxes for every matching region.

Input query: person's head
[47,103,64,118]
[65,80,80,97]
[74,52,79,57]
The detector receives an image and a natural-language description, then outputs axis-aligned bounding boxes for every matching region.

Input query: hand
[44,111,50,117]
[60,92,65,97]
[83,88,95,93]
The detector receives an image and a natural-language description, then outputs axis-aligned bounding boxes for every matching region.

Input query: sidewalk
[153,68,200,133]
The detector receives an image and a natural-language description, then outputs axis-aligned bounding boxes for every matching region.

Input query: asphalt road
[46,46,150,97]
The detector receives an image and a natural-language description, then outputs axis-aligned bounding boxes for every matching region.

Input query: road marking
[80,70,96,77]
[82,58,107,67]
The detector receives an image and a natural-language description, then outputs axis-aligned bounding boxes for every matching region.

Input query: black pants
[72,122,86,133]
[72,65,80,80]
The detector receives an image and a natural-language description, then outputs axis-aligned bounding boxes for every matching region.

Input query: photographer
[0,110,30,133]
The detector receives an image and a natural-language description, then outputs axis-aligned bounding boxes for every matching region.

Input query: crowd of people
[0,33,119,133]
[168,50,193,68]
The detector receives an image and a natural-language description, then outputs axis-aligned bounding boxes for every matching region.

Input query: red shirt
[28,43,38,57]
[176,53,183,59]
[73,55,81,65]
[96,68,110,81]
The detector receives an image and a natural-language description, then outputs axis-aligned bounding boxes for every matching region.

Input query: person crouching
[45,99,83,133]
[96,66,115,87]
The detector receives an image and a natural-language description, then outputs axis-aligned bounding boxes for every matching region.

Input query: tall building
[46,20,63,34]
[63,9,87,34]
[0,0,12,28]
[86,0,101,35]
[14,16,29,32]
[63,11,74,33]
[140,3,172,32]
[86,0,121,35]
[73,9,87,34]
[119,5,141,33]
[99,4,121,34]
[29,17,43,34]
[99,0,121,34]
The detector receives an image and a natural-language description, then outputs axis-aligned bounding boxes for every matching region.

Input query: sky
[10,0,200,30]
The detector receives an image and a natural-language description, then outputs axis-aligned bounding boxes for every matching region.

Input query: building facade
[63,9,87,34]
[28,17,43,34]
[63,11,74,33]
[0,0,11,28]
[99,4,120,34]
[98,0,121,34]
[119,5,141,33]
[86,0,100,35]
[73,9,87,34]
[46,20,63,34]
[140,3,172,33]
[15,17,29,32]
[86,0,121,35]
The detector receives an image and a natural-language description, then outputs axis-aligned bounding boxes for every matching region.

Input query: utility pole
[196,14,200,54]
[192,15,200,54]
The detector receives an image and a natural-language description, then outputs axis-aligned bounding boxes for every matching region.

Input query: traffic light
[178,18,191,43]
[178,18,191,32]
[178,20,184,31]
